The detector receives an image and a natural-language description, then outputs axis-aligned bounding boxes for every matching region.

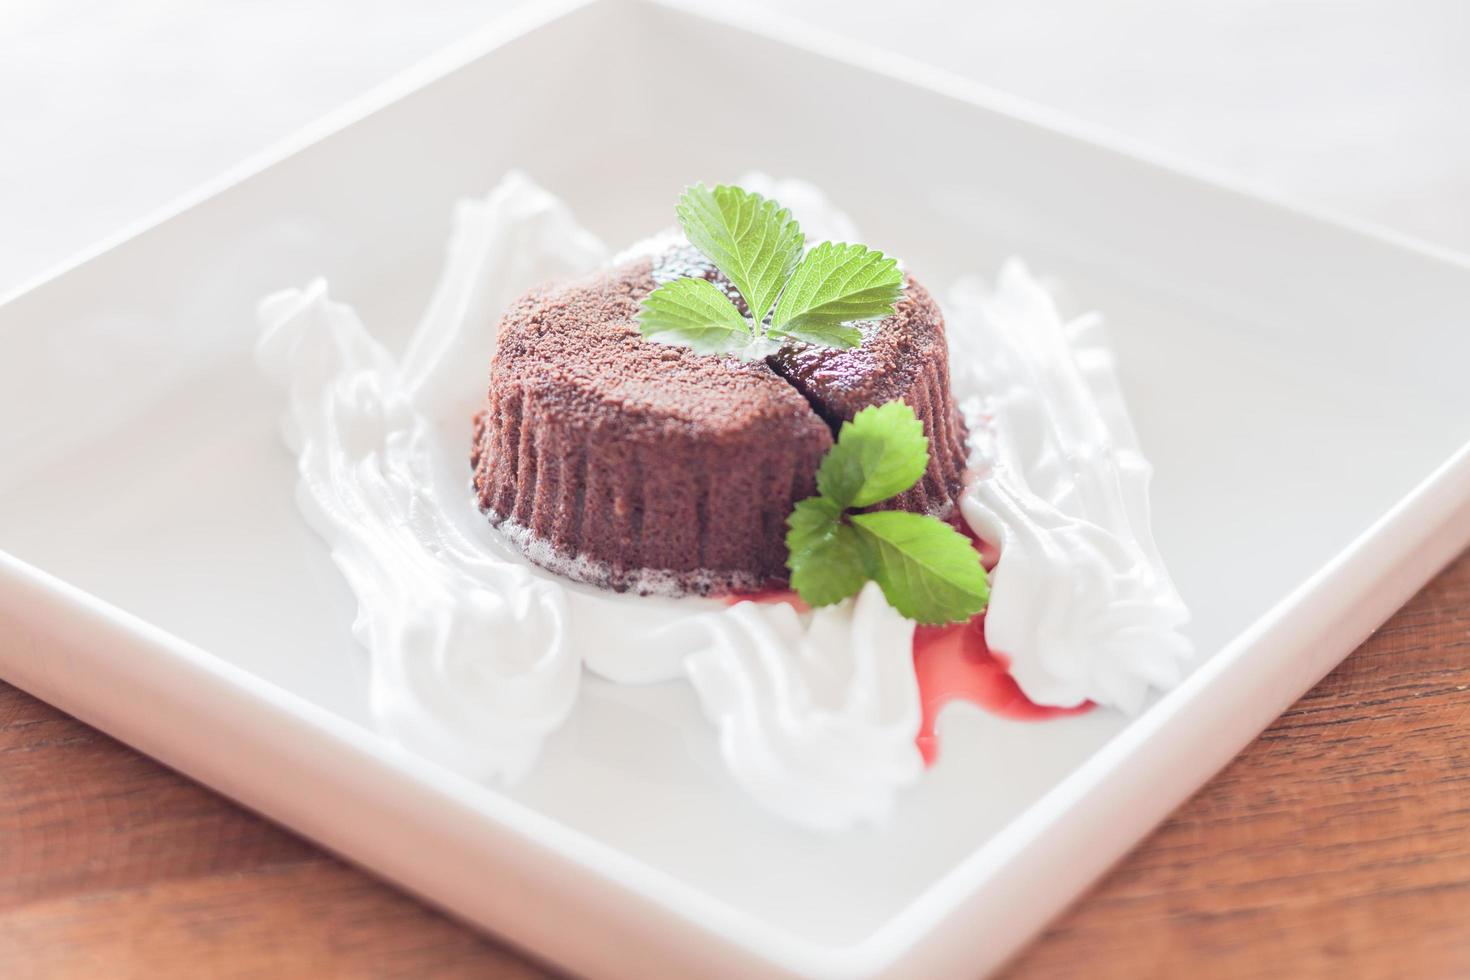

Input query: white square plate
[3,1,1469,976]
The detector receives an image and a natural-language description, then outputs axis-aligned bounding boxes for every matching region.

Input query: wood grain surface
[2,550,1468,980]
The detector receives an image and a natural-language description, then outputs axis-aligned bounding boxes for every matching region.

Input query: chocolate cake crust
[768,275,969,515]
[474,257,832,594]
[472,249,969,596]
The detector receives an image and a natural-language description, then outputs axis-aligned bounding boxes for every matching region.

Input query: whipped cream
[946,261,1192,713]
[257,172,926,829]
[256,171,1190,828]
[684,584,922,829]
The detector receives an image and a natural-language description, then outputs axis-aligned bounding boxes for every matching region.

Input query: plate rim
[6,0,1466,316]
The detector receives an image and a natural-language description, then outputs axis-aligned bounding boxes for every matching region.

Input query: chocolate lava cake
[471,247,968,595]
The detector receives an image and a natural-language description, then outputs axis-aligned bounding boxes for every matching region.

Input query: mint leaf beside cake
[786,402,989,624]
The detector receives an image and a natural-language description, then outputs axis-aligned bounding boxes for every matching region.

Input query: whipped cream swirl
[946,261,1193,713]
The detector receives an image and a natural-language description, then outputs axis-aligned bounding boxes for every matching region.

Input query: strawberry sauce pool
[912,614,1092,763]
[732,581,1093,766]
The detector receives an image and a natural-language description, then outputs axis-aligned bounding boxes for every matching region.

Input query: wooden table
[4,551,1468,979]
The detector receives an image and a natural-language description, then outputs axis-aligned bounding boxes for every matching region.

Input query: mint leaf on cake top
[675,183,804,327]
[636,276,754,354]
[770,242,905,349]
[638,183,902,359]
[785,401,989,625]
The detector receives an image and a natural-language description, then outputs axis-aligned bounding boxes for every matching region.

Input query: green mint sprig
[637,183,904,359]
[785,401,990,625]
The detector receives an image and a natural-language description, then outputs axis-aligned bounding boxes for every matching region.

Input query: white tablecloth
[4,0,1466,296]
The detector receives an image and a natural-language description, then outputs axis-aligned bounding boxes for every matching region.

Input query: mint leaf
[638,276,752,354]
[770,242,903,344]
[817,401,929,509]
[850,511,990,625]
[784,397,988,624]
[771,319,863,350]
[676,183,804,326]
[640,183,902,358]
[786,495,844,555]
[785,497,867,607]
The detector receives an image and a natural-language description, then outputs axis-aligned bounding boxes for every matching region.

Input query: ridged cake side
[472,258,832,595]
[768,274,969,516]
[471,405,827,593]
